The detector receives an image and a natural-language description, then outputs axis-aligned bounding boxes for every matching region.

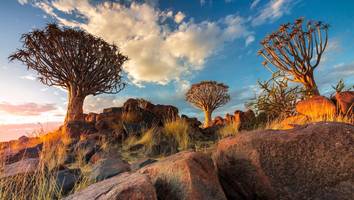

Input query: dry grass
[267,114,353,130]
[163,119,190,150]
[124,119,191,155]
[217,122,240,139]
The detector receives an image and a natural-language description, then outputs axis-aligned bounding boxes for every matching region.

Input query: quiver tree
[258,18,329,96]
[9,24,127,122]
[186,81,230,128]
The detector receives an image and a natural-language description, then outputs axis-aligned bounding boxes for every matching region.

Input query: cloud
[31,0,253,86]
[250,0,261,9]
[174,11,185,24]
[251,0,298,26]
[20,74,36,81]
[84,95,130,113]
[245,35,255,47]
[17,0,28,5]
[0,102,57,116]
[317,61,354,86]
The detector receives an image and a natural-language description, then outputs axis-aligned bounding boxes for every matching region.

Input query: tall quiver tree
[258,18,329,97]
[9,24,128,122]
[186,81,230,128]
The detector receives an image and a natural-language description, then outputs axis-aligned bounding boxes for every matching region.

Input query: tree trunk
[65,89,85,122]
[203,109,212,128]
[303,73,320,97]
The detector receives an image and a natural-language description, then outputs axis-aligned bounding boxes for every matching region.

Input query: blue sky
[0,0,353,139]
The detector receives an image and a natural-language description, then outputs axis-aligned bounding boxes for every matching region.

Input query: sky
[0,0,353,141]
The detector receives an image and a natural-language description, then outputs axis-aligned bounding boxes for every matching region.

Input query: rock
[131,158,157,171]
[225,113,234,124]
[62,121,97,138]
[278,115,308,129]
[139,151,227,200]
[75,139,100,163]
[234,109,255,130]
[213,122,354,200]
[85,112,98,123]
[123,98,140,112]
[335,91,354,116]
[213,116,225,126]
[0,158,40,178]
[89,156,130,182]
[103,107,123,113]
[181,114,202,128]
[151,104,179,123]
[296,96,336,118]
[56,168,81,194]
[63,172,157,200]
[18,135,30,143]
[5,143,43,164]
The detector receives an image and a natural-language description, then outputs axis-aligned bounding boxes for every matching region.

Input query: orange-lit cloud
[0,102,57,116]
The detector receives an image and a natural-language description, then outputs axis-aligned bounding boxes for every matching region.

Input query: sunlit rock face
[214,122,354,200]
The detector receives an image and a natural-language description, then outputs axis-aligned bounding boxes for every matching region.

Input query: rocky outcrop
[335,91,354,116]
[4,143,43,164]
[213,116,225,126]
[63,172,157,200]
[62,121,97,138]
[213,122,354,200]
[296,96,336,118]
[234,109,256,130]
[139,151,227,200]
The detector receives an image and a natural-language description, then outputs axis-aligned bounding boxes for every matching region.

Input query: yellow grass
[217,122,240,138]
[267,114,353,130]
[163,119,190,150]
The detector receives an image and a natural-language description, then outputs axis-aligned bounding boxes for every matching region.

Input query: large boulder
[335,91,354,116]
[296,96,336,118]
[213,122,354,200]
[63,172,157,200]
[139,151,227,200]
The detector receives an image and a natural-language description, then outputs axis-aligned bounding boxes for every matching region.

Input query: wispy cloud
[0,102,57,116]
[17,0,28,5]
[20,74,36,81]
[251,0,299,26]
[250,0,261,9]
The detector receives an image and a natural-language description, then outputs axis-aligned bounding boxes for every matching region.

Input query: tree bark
[303,72,320,97]
[203,109,212,128]
[65,88,85,122]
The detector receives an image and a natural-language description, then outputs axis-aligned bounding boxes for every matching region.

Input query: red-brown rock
[139,151,227,200]
[335,91,354,116]
[224,113,234,124]
[213,122,354,200]
[63,172,157,200]
[296,96,336,118]
[213,116,225,126]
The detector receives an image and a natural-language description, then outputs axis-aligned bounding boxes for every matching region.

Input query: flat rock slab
[62,172,157,200]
